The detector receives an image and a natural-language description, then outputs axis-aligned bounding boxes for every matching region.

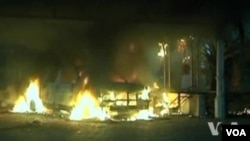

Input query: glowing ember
[69,90,109,121]
[12,79,47,113]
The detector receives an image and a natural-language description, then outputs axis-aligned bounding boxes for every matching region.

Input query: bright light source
[157,47,165,57]
[158,42,168,48]
[12,79,47,114]
[157,42,168,57]
[158,42,163,47]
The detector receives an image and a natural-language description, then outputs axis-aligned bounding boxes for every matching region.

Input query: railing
[100,92,150,111]
[167,90,216,114]
[169,94,190,108]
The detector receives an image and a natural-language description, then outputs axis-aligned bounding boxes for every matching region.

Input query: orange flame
[12,79,47,113]
[69,90,109,121]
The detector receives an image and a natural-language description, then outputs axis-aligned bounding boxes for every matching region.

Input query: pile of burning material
[12,79,48,114]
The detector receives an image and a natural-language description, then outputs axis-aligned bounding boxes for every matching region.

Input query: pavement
[0,112,250,141]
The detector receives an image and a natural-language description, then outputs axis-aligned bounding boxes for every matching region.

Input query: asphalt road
[0,113,249,141]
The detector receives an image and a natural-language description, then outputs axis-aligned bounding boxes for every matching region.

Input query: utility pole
[167,44,171,90]
[158,42,169,90]
[163,50,166,90]
[215,40,225,119]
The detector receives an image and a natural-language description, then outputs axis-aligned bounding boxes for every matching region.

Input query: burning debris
[69,90,109,121]
[12,79,47,114]
[68,76,109,121]
[8,76,172,122]
[96,82,171,121]
[68,86,157,122]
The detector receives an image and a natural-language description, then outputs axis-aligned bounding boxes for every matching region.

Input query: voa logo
[226,128,246,136]
[207,122,238,136]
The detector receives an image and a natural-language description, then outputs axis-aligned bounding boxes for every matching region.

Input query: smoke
[0,19,166,88]
[111,29,162,85]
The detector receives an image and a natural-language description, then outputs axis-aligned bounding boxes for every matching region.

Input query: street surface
[0,112,250,141]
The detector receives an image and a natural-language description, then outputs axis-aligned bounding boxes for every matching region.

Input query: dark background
[0,0,248,88]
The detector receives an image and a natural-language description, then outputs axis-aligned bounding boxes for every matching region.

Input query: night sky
[0,0,248,85]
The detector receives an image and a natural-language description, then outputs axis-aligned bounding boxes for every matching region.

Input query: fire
[69,90,109,121]
[160,92,169,115]
[140,87,150,100]
[12,79,47,113]
[153,82,159,89]
[130,107,158,121]
[108,91,116,101]
[162,92,169,105]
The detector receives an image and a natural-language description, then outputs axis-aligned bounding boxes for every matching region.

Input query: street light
[158,42,170,90]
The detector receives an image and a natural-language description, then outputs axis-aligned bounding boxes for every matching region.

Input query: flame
[12,96,30,113]
[12,79,47,113]
[162,92,169,104]
[83,77,88,86]
[153,82,159,89]
[140,87,150,100]
[108,91,116,101]
[130,107,158,121]
[69,90,109,121]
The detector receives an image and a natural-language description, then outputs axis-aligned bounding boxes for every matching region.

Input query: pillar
[215,40,225,119]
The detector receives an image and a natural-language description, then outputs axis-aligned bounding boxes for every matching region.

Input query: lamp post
[158,42,170,90]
